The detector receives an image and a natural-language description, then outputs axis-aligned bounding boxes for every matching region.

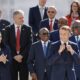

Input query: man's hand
[14,55,23,63]
[0,54,8,64]
[66,45,74,55]
[58,44,65,54]
[31,73,37,80]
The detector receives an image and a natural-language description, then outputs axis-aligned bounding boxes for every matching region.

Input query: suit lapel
[12,24,16,45]
[43,8,47,19]
[47,19,50,30]
[46,41,51,57]
[53,19,58,30]
[20,25,25,47]
[38,41,46,57]
[36,6,42,20]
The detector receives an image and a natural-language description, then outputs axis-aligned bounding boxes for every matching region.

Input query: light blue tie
[43,42,47,56]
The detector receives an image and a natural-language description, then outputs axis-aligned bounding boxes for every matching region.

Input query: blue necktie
[43,42,47,56]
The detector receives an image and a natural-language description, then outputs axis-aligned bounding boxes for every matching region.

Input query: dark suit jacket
[29,5,48,34]
[0,19,10,31]
[50,30,77,43]
[28,40,52,80]
[39,18,58,31]
[5,24,32,64]
[48,41,79,80]
[50,30,59,42]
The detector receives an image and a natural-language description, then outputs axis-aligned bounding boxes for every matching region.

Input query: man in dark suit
[48,26,79,80]
[28,28,52,80]
[5,10,32,80]
[29,0,48,42]
[39,6,58,32]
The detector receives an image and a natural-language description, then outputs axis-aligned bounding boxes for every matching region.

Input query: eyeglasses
[72,5,78,7]
[48,11,55,13]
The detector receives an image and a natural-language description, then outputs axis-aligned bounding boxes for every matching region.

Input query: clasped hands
[0,54,8,64]
[58,44,74,55]
[14,55,23,63]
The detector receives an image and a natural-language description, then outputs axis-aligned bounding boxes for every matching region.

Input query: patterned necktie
[49,19,53,32]
[16,27,20,53]
[43,42,47,56]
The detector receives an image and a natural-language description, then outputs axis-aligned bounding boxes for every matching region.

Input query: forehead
[60,29,69,34]
[39,0,46,1]
[72,2,78,6]
[14,13,24,18]
[40,29,48,34]
[48,7,56,11]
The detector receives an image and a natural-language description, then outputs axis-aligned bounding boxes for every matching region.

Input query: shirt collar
[60,40,69,45]
[41,40,49,46]
[49,18,55,23]
[14,24,21,29]
[38,5,45,9]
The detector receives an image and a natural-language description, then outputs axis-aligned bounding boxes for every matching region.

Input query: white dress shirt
[38,5,45,20]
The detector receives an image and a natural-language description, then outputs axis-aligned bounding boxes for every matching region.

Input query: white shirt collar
[38,5,45,9]
[49,18,55,22]
[41,40,49,46]
[14,24,21,29]
[75,35,80,41]
[60,40,69,45]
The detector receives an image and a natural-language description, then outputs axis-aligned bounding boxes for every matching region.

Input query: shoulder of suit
[69,41,77,46]
[22,24,31,29]
[41,18,49,22]
[30,5,38,10]
[50,30,59,34]
[3,25,11,30]
[51,41,59,45]
[0,19,10,23]
[32,41,40,45]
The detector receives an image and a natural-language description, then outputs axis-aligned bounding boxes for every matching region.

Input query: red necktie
[49,20,53,32]
[16,27,20,53]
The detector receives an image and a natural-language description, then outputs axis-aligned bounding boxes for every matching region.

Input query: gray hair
[39,27,49,34]
[13,10,24,16]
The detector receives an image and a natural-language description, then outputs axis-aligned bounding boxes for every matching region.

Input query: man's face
[13,13,24,25]
[47,7,56,19]
[39,0,47,7]
[59,29,70,42]
[39,30,49,42]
